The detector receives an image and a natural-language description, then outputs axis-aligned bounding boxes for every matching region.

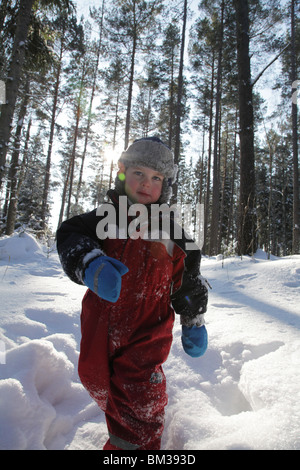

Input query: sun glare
[103,144,123,164]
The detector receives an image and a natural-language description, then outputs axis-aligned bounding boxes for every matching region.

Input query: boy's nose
[141,176,151,187]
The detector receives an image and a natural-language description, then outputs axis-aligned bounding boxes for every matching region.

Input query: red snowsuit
[56,190,207,450]
[79,237,185,450]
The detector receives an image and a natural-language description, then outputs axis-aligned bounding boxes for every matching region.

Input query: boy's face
[123,166,164,204]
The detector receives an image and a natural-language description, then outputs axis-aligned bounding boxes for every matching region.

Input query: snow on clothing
[56,189,208,450]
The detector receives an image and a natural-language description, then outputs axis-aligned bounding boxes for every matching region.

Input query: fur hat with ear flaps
[114,136,178,204]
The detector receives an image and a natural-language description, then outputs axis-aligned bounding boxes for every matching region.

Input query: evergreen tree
[233,0,257,255]
[41,8,83,229]
[291,0,299,253]
[3,3,63,234]
[0,0,73,190]
[17,130,47,233]
[0,0,35,190]
[106,0,163,148]
[172,0,188,204]
[157,20,181,149]
[131,60,161,138]
[100,56,127,150]
[75,2,106,208]
[189,0,238,254]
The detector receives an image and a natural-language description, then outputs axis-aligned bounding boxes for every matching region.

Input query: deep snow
[0,232,299,450]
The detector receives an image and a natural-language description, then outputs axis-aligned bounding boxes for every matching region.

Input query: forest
[0,0,299,257]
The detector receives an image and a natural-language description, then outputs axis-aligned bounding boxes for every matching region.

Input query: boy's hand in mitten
[84,256,129,303]
[181,325,208,358]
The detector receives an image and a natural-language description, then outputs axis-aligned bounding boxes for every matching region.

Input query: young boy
[56,137,208,450]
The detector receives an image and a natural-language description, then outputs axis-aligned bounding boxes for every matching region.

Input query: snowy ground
[0,232,299,450]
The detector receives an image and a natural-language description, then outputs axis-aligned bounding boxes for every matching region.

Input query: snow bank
[0,337,79,449]
[0,232,300,450]
[0,232,45,262]
[162,253,300,450]
[0,332,106,450]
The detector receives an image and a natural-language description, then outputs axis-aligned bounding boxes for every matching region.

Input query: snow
[0,232,299,450]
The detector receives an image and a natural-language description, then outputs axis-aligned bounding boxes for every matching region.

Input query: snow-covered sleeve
[56,209,105,285]
[171,245,209,328]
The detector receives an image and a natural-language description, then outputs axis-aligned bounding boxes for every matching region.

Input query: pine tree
[233,0,257,255]
[100,56,127,150]
[17,130,46,233]
[209,0,225,256]
[189,0,239,254]
[0,0,73,191]
[3,4,61,235]
[189,12,216,254]
[131,60,161,138]
[41,8,82,229]
[157,20,181,149]
[172,0,188,204]
[0,0,35,190]
[106,0,163,148]
[5,77,31,235]
[291,0,299,253]
[75,2,106,208]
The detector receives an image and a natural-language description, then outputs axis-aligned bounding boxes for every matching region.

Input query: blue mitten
[181,325,208,358]
[84,256,129,303]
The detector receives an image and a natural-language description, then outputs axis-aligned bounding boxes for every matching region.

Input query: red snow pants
[78,289,174,450]
[78,239,181,450]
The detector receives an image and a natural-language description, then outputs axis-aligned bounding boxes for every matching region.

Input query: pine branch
[251,42,290,88]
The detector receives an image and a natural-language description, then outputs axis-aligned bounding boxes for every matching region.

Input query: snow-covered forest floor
[0,232,299,450]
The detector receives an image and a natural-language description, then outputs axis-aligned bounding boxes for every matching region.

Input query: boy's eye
[132,170,162,182]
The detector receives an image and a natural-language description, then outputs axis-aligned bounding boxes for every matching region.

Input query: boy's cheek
[124,182,139,203]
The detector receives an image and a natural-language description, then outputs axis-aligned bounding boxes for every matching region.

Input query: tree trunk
[227,108,238,245]
[5,77,30,235]
[209,0,224,256]
[124,1,137,150]
[291,0,299,254]
[41,32,64,230]
[172,0,188,203]
[234,0,257,255]
[113,87,120,149]
[264,127,274,258]
[168,53,175,149]
[124,39,136,149]
[16,117,31,203]
[66,102,82,218]
[218,120,229,252]
[203,54,215,254]
[57,159,71,229]
[76,0,105,206]
[0,0,34,190]
[66,60,87,219]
